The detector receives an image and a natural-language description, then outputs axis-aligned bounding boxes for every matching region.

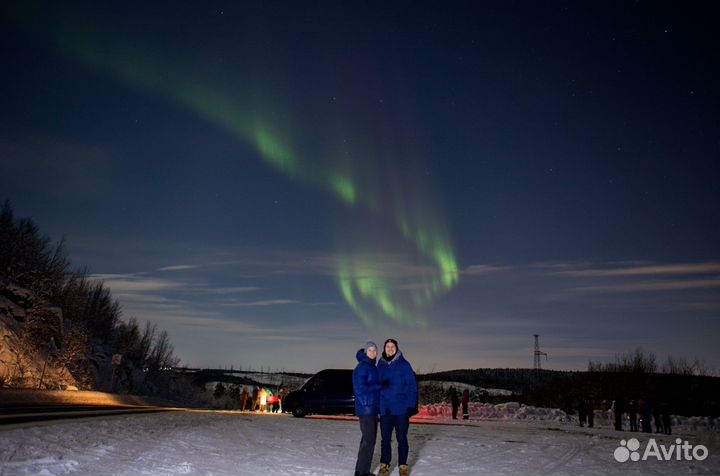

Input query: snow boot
[378,463,391,476]
[399,464,409,476]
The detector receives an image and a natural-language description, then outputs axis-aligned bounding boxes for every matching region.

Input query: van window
[308,376,325,392]
[325,373,353,393]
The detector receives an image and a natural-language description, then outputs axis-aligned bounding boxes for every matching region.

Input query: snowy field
[0,410,719,476]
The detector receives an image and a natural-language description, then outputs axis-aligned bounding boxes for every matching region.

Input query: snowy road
[1,411,718,476]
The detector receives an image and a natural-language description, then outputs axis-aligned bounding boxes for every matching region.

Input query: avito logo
[614,438,708,462]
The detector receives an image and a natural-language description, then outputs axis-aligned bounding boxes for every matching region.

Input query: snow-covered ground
[1,409,718,476]
[418,380,517,397]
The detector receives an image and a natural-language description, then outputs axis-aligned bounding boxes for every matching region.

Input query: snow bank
[418,380,516,396]
[418,401,572,422]
[417,402,720,435]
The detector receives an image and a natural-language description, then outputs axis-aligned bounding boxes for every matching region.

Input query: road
[0,405,174,425]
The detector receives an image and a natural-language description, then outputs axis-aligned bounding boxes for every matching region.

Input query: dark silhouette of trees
[588,347,713,377]
[588,347,658,374]
[0,201,69,300]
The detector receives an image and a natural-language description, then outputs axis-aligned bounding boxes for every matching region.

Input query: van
[283,369,355,417]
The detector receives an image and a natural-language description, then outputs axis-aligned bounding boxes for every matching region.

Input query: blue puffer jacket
[378,351,418,415]
[353,348,381,416]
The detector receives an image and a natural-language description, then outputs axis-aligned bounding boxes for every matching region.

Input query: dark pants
[380,414,410,466]
[662,415,671,435]
[355,416,378,476]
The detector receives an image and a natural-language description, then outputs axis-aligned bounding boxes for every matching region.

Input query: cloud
[220,299,299,307]
[205,251,455,280]
[544,346,622,358]
[207,287,260,294]
[157,265,200,272]
[536,261,720,296]
[461,264,510,276]
[568,278,720,294]
[553,262,720,278]
[113,293,179,304]
[98,277,183,293]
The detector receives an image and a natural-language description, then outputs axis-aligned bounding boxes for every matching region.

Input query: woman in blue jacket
[377,338,417,476]
[353,341,382,476]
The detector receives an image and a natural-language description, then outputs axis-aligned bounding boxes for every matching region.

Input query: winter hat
[384,338,399,349]
[365,341,378,354]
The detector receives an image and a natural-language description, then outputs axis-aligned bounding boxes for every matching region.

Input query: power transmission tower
[533,334,548,370]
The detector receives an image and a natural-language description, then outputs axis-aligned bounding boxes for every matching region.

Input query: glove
[407,406,418,416]
[381,380,390,388]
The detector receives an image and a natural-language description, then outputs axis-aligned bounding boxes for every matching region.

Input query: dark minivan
[283,369,355,417]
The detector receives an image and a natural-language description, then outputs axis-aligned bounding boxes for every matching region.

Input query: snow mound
[419,380,516,396]
[419,402,572,422]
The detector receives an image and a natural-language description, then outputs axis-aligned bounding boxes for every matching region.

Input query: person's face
[385,341,397,357]
[366,347,377,359]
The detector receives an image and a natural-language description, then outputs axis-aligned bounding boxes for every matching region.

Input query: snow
[419,402,571,422]
[1,409,718,475]
[418,380,517,396]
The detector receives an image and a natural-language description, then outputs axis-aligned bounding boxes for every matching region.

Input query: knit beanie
[384,338,399,350]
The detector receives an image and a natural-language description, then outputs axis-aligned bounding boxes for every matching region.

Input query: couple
[353,338,418,476]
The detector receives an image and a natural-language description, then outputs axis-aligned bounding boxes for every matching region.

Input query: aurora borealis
[6,1,460,327]
[2,1,719,371]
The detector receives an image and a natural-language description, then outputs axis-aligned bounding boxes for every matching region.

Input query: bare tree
[588,347,657,373]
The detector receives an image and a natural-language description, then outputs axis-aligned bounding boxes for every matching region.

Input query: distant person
[462,389,470,420]
[577,399,587,427]
[241,386,249,411]
[612,398,624,431]
[266,391,275,412]
[259,387,268,412]
[653,404,663,433]
[627,399,638,432]
[272,390,281,413]
[660,402,672,435]
[252,386,259,411]
[377,338,418,476]
[352,341,382,476]
[278,386,285,413]
[449,387,460,420]
[585,399,594,428]
[639,399,652,433]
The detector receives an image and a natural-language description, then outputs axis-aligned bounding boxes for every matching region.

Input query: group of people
[240,385,285,413]
[353,338,418,476]
[448,387,470,420]
[621,398,672,434]
[578,397,672,434]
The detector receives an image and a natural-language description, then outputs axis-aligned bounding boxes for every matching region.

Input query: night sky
[2,1,718,373]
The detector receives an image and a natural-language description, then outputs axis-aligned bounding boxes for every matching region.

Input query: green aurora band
[6,3,460,327]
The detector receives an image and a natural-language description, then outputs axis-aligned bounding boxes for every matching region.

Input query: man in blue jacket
[353,341,382,476]
[377,338,418,476]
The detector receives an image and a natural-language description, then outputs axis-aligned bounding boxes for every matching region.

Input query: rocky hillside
[0,284,80,389]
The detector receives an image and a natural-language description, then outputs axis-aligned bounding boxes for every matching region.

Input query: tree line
[0,200,179,391]
[587,347,713,376]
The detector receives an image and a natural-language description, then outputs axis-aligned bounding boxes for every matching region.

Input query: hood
[382,350,404,364]
[356,348,376,365]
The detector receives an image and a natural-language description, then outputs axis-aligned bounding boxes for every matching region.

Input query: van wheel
[292,405,307,418]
